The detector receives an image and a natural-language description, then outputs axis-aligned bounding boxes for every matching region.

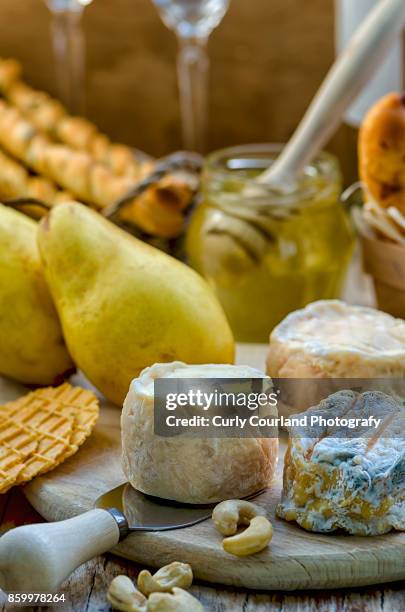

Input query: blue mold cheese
[277,390,405,535]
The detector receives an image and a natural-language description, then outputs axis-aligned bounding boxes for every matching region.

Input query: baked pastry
[0,57,197,239]
[0,58,148,180]
[0,148,72,209]
[0,99,194,237]
[121,362,278,503]
[277,389,405,535]
[0,58,21,91]
[0,99,133,204]
[267,300,405,379]
[359,92,405,215]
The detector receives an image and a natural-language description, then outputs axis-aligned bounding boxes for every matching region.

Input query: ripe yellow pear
[38,202,234,405]
[0,204,74,385]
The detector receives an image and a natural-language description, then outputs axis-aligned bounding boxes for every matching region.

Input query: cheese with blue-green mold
[277,390,405,535]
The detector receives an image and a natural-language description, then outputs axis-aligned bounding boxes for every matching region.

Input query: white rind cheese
[277,390,405,535]
[267,300,405,379]
[121,362,278,503]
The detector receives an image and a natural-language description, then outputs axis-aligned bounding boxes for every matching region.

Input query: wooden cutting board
[15,345,405,591]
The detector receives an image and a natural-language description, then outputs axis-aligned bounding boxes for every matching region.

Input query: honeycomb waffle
[0,446,25,492]
[0,383,99,494]
[0,406,39,488]
[34,383,99,447]
[0,417,38,459]
[1,399,75,488]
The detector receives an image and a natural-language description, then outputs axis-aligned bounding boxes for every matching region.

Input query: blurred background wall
[0,0,403,183]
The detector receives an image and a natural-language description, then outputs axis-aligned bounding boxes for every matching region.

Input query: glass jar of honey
[186,144,354,342]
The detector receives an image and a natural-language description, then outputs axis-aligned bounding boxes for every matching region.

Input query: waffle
[33,383,99,447]
[0,383,99,493]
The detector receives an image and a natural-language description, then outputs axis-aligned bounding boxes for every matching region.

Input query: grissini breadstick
[0,58,150,180]
[0,147,73,204]
[0,147,27,197]
[0,100,193,237]
[0,59,197,236]
[0,58,195,207]
[10,82,148,179]
[0,99,137,206]
[0,148,73,218]
[0,59,21,91]
[0,139,189,237]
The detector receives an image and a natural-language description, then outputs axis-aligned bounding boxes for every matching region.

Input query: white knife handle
[0,509,121,594]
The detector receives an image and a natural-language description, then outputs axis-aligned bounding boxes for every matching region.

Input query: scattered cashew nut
[107,575,147,612]
[223,515,273,557]
[212,499,265,536]
[147,587,205,611]
[212,499,272,557]
[137,562,193,596]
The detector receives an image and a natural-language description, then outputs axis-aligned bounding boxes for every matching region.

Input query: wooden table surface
[0,272,401,611]
[0,488,404,611]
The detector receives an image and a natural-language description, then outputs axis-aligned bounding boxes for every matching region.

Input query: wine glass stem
[177,35,209,153]
[50,8,86,114]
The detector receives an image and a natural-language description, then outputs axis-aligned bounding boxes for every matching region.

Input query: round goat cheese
[121,362,278,503]
[267,300,405,379]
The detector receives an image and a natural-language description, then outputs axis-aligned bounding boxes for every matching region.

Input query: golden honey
[186,144,354,342]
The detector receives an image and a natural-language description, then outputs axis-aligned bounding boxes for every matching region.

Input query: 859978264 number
[7,592,66,604]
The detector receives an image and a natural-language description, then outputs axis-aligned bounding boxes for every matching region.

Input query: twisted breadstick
[0,100,191,237]
[0,59,196,237]
[0,99,131,205]
[0,58,150,180]
[0,148,73,214]
[0,59,21,91]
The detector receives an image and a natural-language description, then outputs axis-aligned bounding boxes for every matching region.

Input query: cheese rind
[277,390,405,535]
[267,300,405,379]
[121,362,278,503]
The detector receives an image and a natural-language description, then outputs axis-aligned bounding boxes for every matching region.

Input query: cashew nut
[223,515,273,557]
[147,587,205,611]
[137,562,193,596]
[212,499,265,536]
[107,575,147,612]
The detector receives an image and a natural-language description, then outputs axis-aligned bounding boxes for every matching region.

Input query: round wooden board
[14,345,405,591]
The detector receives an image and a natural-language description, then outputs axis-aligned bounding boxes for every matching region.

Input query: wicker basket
[362,235,405,318]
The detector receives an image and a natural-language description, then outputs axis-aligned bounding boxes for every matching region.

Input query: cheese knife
[0,483,264,594]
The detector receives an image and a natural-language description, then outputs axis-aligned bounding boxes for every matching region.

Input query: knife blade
[0,482,265,594]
